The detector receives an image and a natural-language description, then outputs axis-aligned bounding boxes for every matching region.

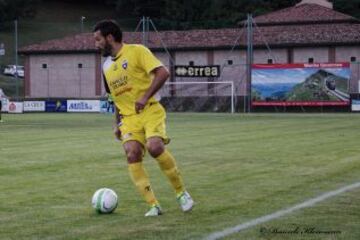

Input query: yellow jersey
[102,44,163,116]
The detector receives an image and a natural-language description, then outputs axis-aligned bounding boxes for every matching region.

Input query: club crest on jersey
[122,60,128,69]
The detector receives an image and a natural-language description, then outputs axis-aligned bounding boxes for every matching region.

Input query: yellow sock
[128,162,158,206]
[155,150,185,194]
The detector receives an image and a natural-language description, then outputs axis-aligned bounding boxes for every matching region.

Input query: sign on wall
[351,99,360,111]
[100,100,108,113]
[174,65,220,77]
[46,100,67,112]
[251,63,351,107]
[8,102,24,113]
[67,100,100,112]
[24,101,45,112]
[100,100,115,113]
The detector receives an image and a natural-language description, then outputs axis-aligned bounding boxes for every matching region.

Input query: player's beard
[101,41,113,57]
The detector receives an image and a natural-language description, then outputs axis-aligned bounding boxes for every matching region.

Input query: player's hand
[113,124,122,141]
[135,97,148,114]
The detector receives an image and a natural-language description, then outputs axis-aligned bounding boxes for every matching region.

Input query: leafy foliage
[115,0,302,29]
[0,0,359,29]
[111,0,360,30]
[0,0,40,23]
[333,0,360,19]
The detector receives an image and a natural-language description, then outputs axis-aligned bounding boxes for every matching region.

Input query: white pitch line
[205,181,360,240]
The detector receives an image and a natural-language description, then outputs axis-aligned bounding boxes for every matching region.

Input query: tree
[332,0,360,19]
[0,0,40,24]
[266,0,300,10]
[114,0,165,18]
[110,0,359,30]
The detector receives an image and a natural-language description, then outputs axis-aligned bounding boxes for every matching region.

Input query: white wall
[29,53,97,98]
[253,48,288,64]
[175,51,208,65]
[293,47,329,63]
[336,46,360,62]
[27,45,360,98]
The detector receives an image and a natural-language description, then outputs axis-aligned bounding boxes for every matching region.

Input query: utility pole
[142,16,146,46]
[80,16,86,33]
[246,14,253,113]
[14,19,19,98]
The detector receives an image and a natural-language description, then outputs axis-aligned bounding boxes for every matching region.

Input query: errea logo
[175,65,220,77]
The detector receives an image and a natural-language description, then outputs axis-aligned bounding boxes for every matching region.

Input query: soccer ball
[91,188,118,214]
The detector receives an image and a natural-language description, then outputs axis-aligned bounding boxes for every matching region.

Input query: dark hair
[93,19,123,42]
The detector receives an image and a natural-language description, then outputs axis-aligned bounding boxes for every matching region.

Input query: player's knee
[124,141,143,163]
[126,148,142,163]
[146,142,164,158]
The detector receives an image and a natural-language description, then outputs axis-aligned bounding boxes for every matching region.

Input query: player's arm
[135,66,169,113]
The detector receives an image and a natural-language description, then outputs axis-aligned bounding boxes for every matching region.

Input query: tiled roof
[253,23,360,46]
[253,3,356,25]
[19,33,97,53]
[19,3,360,54]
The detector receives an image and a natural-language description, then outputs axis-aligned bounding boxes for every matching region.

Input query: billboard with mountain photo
[251,63,350,106]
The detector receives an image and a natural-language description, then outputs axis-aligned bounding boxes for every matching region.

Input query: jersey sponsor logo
[115,86,132,96]
[110,76,128,89]
[110,76,132,96]
[122,60,128,69]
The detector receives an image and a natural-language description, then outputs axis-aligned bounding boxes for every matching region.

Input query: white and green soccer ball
[91,188,118,214]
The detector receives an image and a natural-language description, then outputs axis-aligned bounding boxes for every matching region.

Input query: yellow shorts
[119,102,170,146]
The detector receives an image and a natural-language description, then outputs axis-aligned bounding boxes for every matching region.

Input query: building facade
[19,0,360,110]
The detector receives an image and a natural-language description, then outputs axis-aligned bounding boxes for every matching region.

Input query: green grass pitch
[0,113,359,240]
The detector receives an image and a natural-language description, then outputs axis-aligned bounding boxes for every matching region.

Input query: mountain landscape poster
[251,63,350,106]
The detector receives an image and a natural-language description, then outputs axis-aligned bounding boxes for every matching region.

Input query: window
[267,59,273,64]
[351,56,356,62]
[42,64,47,69]
[78,63,83,68]
[227,60,233,65]
[189,61,194,66]
[308,58,314,63]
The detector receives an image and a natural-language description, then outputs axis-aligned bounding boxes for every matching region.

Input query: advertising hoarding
[46,100,67,112]
[252,63,350,107]
[8,102,24,113]
[67,100,100,112]
[24,101,46,112]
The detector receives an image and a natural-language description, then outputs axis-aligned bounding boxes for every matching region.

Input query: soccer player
[93,20,194,217]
